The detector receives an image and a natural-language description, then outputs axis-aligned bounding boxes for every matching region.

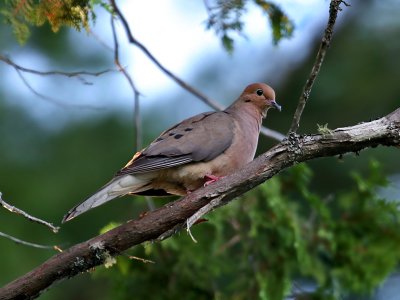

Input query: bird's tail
[62,174,150,223]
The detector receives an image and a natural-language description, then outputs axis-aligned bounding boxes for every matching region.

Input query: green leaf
[254,0,294,44]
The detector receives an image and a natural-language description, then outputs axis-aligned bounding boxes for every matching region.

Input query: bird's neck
[225,104,263,132]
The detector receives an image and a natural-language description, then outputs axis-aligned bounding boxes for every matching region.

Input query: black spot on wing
[184,128,193,131]
[174,134,183,139]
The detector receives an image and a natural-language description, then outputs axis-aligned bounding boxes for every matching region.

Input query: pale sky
[120,0,329,92]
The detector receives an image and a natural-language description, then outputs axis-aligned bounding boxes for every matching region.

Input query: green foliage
[205,0,294,52]
[93,161,400,299]
[0,0,109,44]
[253,0,294,45]
[205,0,246,53]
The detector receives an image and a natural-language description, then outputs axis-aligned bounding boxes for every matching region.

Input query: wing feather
[117,111,235,176]
[117,156,193,175]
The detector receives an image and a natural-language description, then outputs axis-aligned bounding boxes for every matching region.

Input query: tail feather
[62,174,150,223]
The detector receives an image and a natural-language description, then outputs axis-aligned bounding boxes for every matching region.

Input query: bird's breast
[150,114,260,194]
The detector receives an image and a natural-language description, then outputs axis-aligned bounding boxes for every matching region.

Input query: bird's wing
[117,111,235,175]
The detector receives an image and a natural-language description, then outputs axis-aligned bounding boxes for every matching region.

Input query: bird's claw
[204,174,223,187]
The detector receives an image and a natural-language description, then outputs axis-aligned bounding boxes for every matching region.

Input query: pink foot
[204,174,224,187]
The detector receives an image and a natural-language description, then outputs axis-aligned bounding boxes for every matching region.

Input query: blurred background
[1,0,400,299]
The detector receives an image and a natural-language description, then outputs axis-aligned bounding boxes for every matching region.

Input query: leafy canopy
[0,0,111,44]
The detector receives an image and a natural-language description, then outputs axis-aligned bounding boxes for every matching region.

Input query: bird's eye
[256,89,263,96]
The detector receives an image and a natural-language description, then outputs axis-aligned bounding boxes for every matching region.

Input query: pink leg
[204,174,224,187]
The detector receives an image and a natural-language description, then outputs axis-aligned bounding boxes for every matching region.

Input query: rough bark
[0,107,399,300]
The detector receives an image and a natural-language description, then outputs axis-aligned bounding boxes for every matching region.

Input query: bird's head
[239,83,281,118]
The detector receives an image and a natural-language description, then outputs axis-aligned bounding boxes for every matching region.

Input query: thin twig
[2,54,107,109]
[88,28,114,52]
[288,0,347,133]
[0,232,62,251]
[186,195,225,230]
[0,54,111,80]
[186,220,198,243]
[110,15,142,151]
[108,0,284,142]
[127,255,155,264]
[0,192,60,233]
[260,126,285,141]
[15,69,103,110]
[109,0,221,110]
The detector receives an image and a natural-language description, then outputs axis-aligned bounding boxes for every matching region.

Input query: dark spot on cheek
[174,134,183,139]
[184,128,193,131]
[244,99,251,103]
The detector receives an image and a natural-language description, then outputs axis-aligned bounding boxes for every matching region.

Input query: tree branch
[0,232,61,251]
[288,0,348,133]
[1,107,399,300]
[0,192,59,233]
[108,0,284,142]
[0,193,62,251]
[0,54,111,82]
[14,69,103,110]
[110,16,142,151]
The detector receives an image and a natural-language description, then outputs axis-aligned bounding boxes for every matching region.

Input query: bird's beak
[271,100,282,112]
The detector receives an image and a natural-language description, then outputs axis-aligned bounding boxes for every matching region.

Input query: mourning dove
[62,83,281,222]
